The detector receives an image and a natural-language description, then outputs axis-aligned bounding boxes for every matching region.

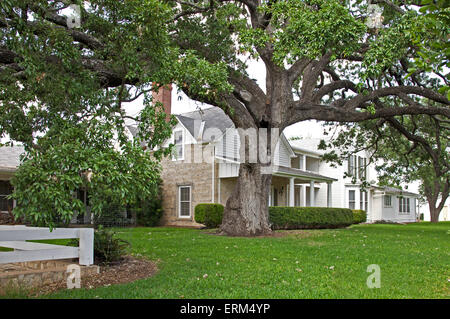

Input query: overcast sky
[122,57,326,140]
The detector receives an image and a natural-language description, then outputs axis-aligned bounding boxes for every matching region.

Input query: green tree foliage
[1,1,449,234]
[320,113,449,222]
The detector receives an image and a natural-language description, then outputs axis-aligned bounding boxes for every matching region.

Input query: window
[347,155,357,177]
[384,195,392,207]
[178,186,191,218]
[348,190,356,209]
[399,197,410,214]
[358,157,367,179]
[360,190,368,211]
[0,181,13,211]
[173,130,184,160]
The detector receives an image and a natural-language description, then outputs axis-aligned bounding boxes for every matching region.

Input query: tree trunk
[429,203,441,223]
[220,163,273,236]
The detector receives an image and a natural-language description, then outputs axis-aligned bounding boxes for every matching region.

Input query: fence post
[79,228,94,266]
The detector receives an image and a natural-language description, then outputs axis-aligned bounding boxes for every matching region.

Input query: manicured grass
[35,222,450,298]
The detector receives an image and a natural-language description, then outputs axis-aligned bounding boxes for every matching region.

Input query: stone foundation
[0,259,99,293]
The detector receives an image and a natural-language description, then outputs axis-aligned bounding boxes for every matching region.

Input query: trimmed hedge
[194,203,224,228]
[269,207,354,230]
[352,210,367,224]
[194,204,355,230]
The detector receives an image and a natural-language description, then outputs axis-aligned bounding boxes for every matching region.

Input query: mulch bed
[31,256,158,297]
[0,212,14,225]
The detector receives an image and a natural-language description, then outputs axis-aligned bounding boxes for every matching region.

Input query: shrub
[70,226,130,264]
[195,204,224,228]
[135,198,164,227]
[93,226,130,264]
[135,179,164,227]
[193,205,355,230]
[269,207,354,230]
[352,210,367,224]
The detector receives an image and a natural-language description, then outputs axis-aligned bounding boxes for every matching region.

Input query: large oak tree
[1,0,449,234]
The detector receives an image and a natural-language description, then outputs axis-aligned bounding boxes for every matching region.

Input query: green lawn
[25,222,450,298]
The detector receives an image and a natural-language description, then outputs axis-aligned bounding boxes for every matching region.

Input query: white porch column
[301,185,306,206]
[289,177,295,207]
[302,155,306,170]
[309,180,315,207]
[327,182,332,207]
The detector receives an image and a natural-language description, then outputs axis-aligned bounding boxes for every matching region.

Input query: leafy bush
[269,207,354,230]
[194,204,224,228]
[93,226,130,264]
[352,209,367,224]
[193,205,353,230]
[71,226,130,264]
[135,198,163,227]
[135,179,164,227]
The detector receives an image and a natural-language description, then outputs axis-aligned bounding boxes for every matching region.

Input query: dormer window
[172,130,184,160]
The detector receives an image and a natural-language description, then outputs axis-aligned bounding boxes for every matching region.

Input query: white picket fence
[0,225,94,266]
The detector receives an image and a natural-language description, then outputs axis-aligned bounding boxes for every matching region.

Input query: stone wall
[0,259,99,293]
[159,144,214,227]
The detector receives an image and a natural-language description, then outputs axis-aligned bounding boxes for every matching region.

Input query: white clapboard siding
[219,162,240,178]
[217,128,240,160]
[217,129,293,169]
[274,139,292,168]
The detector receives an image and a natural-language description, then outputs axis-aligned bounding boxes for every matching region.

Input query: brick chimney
[152,83,172,122]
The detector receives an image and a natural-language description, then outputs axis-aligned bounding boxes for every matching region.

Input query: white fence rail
[0,225,94,266]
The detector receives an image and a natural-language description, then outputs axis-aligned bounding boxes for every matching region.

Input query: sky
[122,58,326,140]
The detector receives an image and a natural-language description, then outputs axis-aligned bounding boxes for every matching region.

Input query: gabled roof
[0,146,24,171]
[175,107,234,142]
[289,138,324,156]
[375,186,419,197]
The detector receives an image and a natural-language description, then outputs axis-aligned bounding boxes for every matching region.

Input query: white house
[147,92,420,226]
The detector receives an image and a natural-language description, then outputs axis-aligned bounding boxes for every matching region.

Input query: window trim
[0,181,13,211]
[398,197,410,214]
[383,195,392,208]
[172,129,184,161]
[360,190,368,211]
[178,185,191,218]
[348,190,356,210]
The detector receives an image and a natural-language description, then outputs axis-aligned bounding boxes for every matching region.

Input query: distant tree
[319,113,449,223]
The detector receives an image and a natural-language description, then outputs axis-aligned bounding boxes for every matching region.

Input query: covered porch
[270,166,337,208]
[217,162,336,208]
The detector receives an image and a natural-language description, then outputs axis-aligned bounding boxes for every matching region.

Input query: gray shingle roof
[288,138,324,155]
[0,146,24,171]
[273,166,337,182]
[376,186,419,197]
[176,107,234,142]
